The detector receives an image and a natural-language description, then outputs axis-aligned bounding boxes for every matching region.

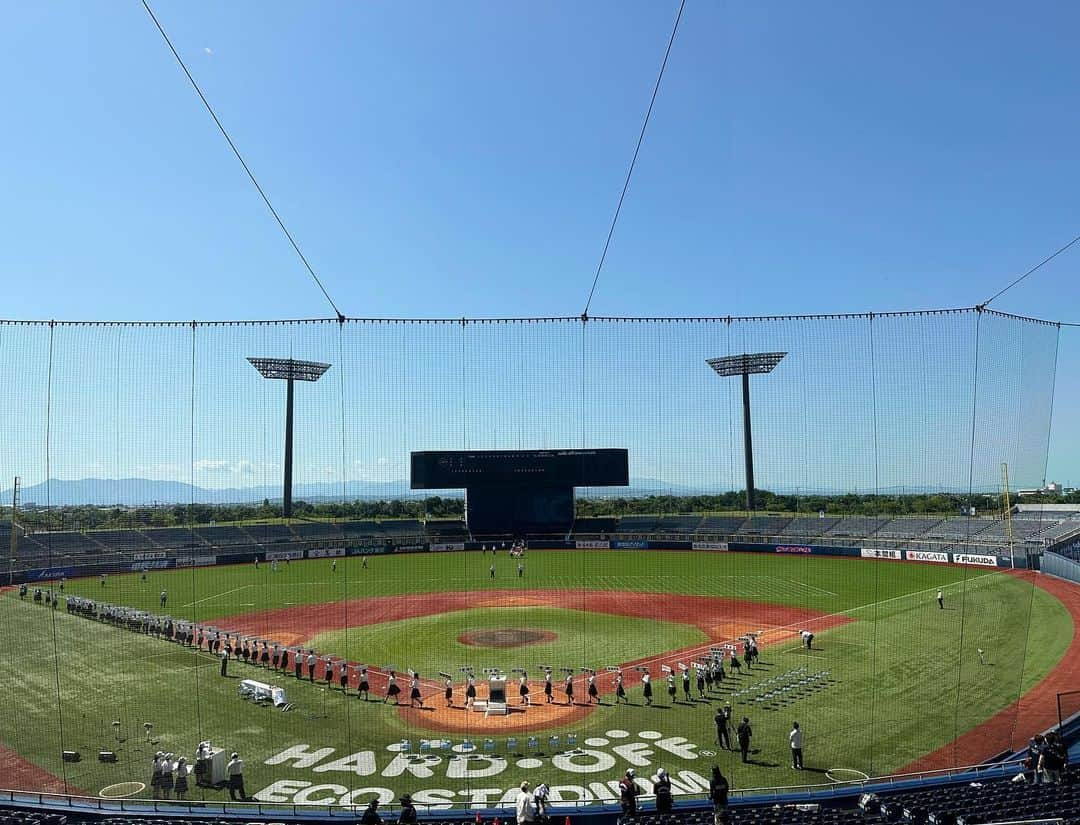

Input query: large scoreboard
[410,449,628,537]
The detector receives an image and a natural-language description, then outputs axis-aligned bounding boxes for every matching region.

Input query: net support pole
[283,376,294,519]
[742,372,755,512]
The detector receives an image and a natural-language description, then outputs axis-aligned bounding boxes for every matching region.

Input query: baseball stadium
[4,2,1080,825]
[2,311,1079,825]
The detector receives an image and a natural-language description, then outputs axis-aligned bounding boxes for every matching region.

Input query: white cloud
[204,47,214,55]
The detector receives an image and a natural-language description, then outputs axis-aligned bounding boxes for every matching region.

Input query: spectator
[652,768,673,813]
[533,782,551,823]
[618,768,641,821]
[398,794,418,825]
[515,780,535,825]
[709,766,729,825]
[360,799,382,825]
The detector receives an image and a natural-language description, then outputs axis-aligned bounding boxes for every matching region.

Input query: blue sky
[1,1,1077,491]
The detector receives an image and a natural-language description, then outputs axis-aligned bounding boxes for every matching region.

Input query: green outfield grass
[0,550,1072,808]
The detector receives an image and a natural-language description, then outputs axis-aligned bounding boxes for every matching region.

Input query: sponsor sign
[133,551,168,562]
[130,559,171,571]
[308,547,346,559]
[347,545,388,556]
[266,549,305,561]
[953,553,997,567]
[430,542,466,552]
[692,541,729,551]
[861,548,902,560]
[394,544,427,553]
[612,540,648,550]
[175,555,217,568]
[906,550,949,564]
[30,567,74,581]
[575,540,610,550]
[775,545,812,555]
[255,731,707,807]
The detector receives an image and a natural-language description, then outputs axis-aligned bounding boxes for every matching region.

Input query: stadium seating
[654,515,704,533]
[876,517,944,538]
[696,515,748,535]
[823,517,890,539]
[779,517,841,538]
[617,515,660,533]
[141,527,210,550]
[192,526,255,548]
[738,515,793,536]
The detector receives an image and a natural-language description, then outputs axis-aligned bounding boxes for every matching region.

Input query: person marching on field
[642,670,653,706]
[271,644,280,671]
[307,650,316,682]
[385,670,401,704]
[937,589,944,609]
[729,651,742,676]
[490,562,496,579]
[543,670,553,703]
[465,672,477,708]
[220,648,229,677]
[324,656,334,687]
[682,668,692,702]
[587,672,598,704]
[339,660,349,692]
[293,648,303,679]
[564,672,575,705]
[409,673,424,707]
[699,664,709,696]
[357,665,370,700]
[520,672,531,705]
[445,676,453,707]
[615,670,627,704]
[666,671,677,703]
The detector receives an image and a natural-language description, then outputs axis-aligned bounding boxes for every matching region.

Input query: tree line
[8,487,1078,533]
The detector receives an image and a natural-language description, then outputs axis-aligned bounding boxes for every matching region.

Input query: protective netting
[0,309,1071,807]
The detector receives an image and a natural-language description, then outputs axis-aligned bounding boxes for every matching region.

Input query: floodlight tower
[706,352,787,512]
[247,358,331,519]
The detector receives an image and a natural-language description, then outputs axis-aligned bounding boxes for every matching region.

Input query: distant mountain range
[4,477,705,507]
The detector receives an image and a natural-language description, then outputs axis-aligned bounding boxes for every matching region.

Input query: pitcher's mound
[459,629,556,648]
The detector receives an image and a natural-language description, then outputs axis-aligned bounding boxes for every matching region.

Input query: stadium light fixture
[247,357,331,519]
[706,352,787,511]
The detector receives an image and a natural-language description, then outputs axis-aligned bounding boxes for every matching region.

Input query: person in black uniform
[398,794,418,825]
[697,667,706,698]
[360,800,382,825]
[615,671,627,704]
[543,671,553,703]
[386,671,401,704]
[587,673,598,704]
[642,672,653,706]
[682,669,692,702]
[736,717,753,763]
[715,705,732,750]
[444,677,453,707]
[666,673,677,704]
[465,674,477,708]
[652,768,673,814]
[563,673,574,705]
[339,661,349,692]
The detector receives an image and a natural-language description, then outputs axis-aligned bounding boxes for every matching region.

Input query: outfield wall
[11,538,1030,584]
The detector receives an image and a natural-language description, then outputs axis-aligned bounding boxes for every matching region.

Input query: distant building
[1017,481,1064,497]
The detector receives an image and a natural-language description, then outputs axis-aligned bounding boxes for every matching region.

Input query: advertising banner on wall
[266,549,305,561]
[307,547,346,559]
[692,541,729,551]
[906,550,949,563]
[612,540,648,549]
[952,553,998,567]
[575,540,610,549]
[175,555,217,568]
[430,542,466,552]
[133,551,168,562]
[861,548,902,560]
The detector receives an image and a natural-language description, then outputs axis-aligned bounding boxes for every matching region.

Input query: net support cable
[139,0,346,322]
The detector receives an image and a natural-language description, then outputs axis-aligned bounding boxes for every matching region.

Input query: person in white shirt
[227,752,246,801]
[173,756,192,800]
[789,721,804,769]
[515,781,535,824]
